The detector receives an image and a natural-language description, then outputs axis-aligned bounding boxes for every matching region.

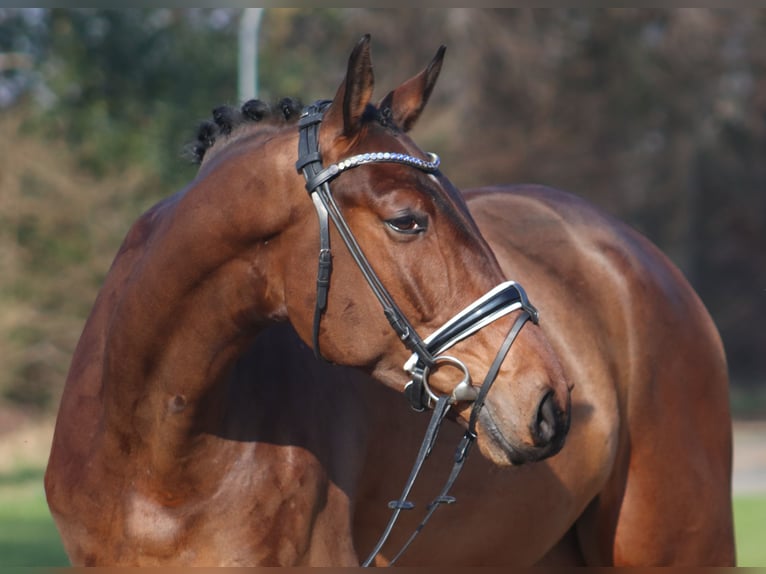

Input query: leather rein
[296,100,538,566]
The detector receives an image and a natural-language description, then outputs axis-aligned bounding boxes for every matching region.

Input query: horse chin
[474,409,528,466]
[475,405,565,467]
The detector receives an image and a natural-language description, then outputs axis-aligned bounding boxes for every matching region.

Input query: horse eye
[385,214,428,235]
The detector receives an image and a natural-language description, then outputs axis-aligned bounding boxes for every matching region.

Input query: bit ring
[421,355,476,407]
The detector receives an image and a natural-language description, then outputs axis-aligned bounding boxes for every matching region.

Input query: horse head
[195,36,570,465]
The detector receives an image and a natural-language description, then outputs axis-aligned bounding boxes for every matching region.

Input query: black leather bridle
[296,100,539,566]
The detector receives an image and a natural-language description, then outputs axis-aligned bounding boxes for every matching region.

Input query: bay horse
[44,36,572,565]
[225,171,737,566]
[350,184,735,565]
[46,37,734,566]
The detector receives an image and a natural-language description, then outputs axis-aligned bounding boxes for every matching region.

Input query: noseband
[296,101,538,566]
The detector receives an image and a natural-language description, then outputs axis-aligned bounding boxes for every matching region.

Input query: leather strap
[404,281,538,411]
[297,101,333,360]
[361,395,452,567]
[366,310,534,566]
[310,193,332,358]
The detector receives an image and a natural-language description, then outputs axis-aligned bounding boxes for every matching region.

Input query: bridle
[296,100,539,566]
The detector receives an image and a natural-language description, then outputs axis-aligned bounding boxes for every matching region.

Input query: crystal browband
[304,152,440,193]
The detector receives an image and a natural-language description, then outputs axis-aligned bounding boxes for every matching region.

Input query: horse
[44,36,572,566]
[349,184,735,565]
[227,171,737,566]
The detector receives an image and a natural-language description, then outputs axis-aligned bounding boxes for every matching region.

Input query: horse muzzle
[478,382,571,465]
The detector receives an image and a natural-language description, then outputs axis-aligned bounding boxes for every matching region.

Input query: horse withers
[44,37,571,565]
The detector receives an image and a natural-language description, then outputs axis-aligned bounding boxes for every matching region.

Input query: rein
[295,100,538,566]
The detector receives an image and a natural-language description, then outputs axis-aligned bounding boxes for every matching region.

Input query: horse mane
[189,97,394,165]
[188,97,304,165]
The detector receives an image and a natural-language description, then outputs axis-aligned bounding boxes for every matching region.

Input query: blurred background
[0,8,764,566]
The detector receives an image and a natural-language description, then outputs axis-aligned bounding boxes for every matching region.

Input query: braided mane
[189,97,304,165]
[190,96,396,165]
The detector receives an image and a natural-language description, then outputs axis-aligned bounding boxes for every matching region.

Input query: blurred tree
[33,9,239,191]
[0,9,48,106]
[0,8,763,411]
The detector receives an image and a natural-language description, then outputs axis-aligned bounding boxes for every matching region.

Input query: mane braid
[188,97,304,165]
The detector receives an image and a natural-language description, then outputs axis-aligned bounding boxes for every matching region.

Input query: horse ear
[324,34,375,138]
[378,45,446,133]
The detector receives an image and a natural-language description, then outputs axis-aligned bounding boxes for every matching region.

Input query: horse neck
[97,130,303,454]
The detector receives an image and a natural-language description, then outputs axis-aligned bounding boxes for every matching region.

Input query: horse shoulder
[466,183,727,407]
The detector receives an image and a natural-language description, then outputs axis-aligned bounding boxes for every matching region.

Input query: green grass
[0,466,68,567]
[734,494,766,566]
[0,463,763,566]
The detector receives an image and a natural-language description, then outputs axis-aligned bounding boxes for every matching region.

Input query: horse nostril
[531,391,558,446]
